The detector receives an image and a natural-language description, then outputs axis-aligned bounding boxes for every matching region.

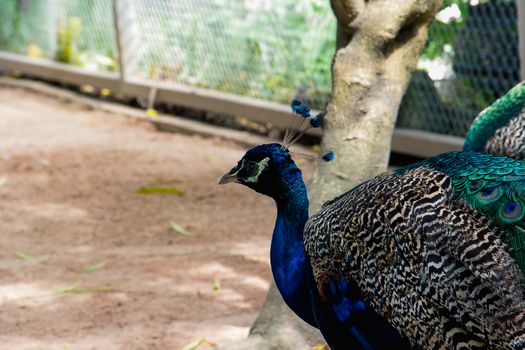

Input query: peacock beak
[219,168,239,185]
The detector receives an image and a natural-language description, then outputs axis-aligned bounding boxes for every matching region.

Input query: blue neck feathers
[269,164,316,326]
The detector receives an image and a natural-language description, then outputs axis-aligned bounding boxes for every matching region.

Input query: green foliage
[53,282,117,294]
[134,0,335,108]
[136,186,185,195]
[421,0,470,60]
[15,251,42,265]
[0,0,51,56]
[0,0,116,71]
[64,0,117,71]
[55,16,82,64]
[180,337,216,350]
[169,220,192,236]
[79,262,107,273]
[0,0,516,126]
[400,0,520,136]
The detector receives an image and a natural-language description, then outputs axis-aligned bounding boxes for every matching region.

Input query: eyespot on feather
[501,201,525,222]
[478,185,502,202]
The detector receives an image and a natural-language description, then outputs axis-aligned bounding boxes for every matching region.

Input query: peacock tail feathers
[400,151,525,274]
[305,165,525,349]
[464,81,525,158]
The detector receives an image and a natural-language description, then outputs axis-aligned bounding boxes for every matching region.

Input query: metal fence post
[517,0,525,81]
[112,0,140,83]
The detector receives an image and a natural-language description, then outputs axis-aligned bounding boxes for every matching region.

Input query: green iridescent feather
[464,82,525,153]
[399,151,525,273]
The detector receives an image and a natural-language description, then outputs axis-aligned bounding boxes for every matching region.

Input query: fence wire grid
[398,0,520,136]
[0,0,521,138]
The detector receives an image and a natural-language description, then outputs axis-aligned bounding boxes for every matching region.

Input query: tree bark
[225,284,321,350]
[224,1,442,349]
[309,0,442,210]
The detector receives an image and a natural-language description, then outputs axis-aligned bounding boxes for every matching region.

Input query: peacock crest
[284,99,334,162]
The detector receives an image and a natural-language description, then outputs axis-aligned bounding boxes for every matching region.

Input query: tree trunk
[225,284,322,350]
[309,0,442,210]
[224,1,442,349]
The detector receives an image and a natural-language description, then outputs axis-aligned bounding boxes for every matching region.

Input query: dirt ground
[0,86,313,350]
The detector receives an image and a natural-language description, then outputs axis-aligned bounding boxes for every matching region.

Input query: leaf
[204,155,216,163]
[79,262,106,273]
[146,108,158,118]
[180,337,216,350]
[170,220,192,236]
[27,43,44,58]
[212,280,221,291]
[311,344,329,350]
[53,283,81,294]
[53,283,117,294]
[15,251,41,265]
[136,186,184,196]
[180,337,204,350]
[99,88,111,97]
[80,84,95,93]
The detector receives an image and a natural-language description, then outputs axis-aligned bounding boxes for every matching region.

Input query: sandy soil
[0,87,313,350]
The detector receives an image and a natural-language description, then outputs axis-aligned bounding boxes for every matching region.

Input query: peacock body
[220,143,525,349]
[219,92,525,349]
[220,143,411,349]
[307,152,525,349]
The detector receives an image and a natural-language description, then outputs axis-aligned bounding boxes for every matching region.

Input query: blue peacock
[219,87,525,349]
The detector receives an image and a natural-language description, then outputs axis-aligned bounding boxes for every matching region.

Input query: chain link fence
[0,0,521,138]
[127,0,334,107]
[0,0,117,72]
[398,0,520,136]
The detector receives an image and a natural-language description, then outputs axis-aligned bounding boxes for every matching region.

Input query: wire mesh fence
[128,0,334,107]
[0,0,117,72]
[0,0,521,139]
[398,0,520,136]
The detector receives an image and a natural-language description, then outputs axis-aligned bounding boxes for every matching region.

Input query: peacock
[220,100,525,349]
[464,81,525,159]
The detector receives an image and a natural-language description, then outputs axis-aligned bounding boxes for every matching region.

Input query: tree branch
[309,0,443,210]
[330,0,365,48]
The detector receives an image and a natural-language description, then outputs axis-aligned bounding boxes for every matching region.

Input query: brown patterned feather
[305,167,525,349]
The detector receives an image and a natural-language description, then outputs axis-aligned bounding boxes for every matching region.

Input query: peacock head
[218,100,332,200]
[218,143,298,198]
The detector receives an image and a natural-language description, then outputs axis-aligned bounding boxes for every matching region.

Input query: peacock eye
[502,201,523,220]
[479,186,500,201]
[243,161,258,175]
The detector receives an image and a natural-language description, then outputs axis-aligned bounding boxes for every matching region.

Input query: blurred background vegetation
[0,0,520,136]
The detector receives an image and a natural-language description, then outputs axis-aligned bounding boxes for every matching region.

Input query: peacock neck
[464,82,525,152]
[269,170,316,326]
